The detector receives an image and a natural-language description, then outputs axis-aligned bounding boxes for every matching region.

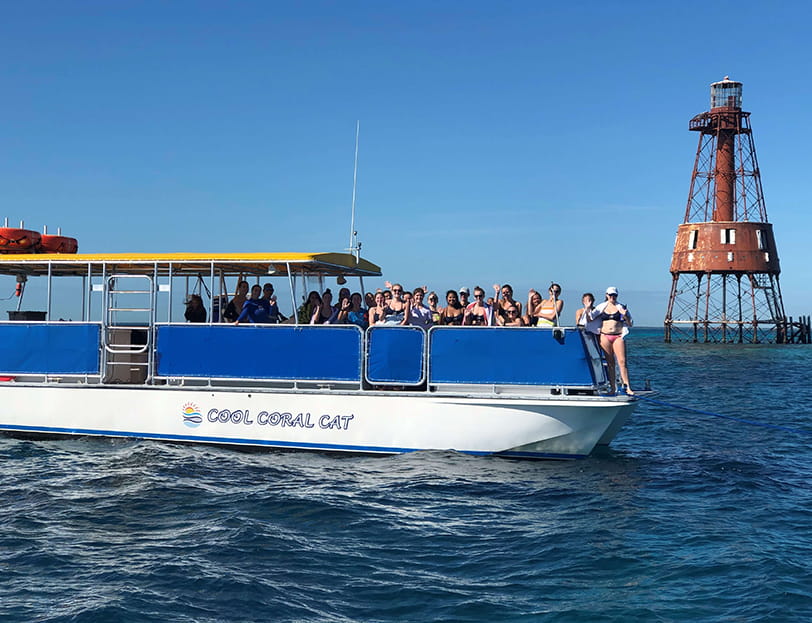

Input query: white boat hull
[0,384,636,459]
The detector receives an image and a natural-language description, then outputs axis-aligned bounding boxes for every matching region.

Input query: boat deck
[0,322,610,397]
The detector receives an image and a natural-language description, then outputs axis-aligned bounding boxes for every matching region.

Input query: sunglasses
[392,289,402,293]
[474,294,484,298]
[507,309,518,314]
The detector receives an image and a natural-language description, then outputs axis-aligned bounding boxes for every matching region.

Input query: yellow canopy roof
[0,251,382,278]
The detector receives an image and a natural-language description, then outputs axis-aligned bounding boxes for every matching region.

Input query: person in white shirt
[408,287,433,329]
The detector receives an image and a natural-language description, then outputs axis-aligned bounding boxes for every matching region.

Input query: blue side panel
[156,325,362,381]
[429,327,594,385]
[0,323,100,374]
[367,326,425,384]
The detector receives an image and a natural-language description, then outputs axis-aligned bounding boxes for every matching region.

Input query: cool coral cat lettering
[205,408,353,431]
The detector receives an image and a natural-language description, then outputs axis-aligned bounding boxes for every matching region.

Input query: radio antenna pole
[348,120,361,260]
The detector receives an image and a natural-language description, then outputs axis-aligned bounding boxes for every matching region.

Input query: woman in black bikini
[381,283,409,325]
[590,286,634,395]
[427,292,442,325]
[441,290,464,325]
[524,289,542,327]
[310,289,336,324]
[493,283,522,324]
[464,286,491,326]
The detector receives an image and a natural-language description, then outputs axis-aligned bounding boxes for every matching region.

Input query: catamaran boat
[0,242,638,459]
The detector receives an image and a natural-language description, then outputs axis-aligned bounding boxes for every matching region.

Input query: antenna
[348,120,360,260]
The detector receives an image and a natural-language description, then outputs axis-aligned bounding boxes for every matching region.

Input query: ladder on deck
[102,274,155,384]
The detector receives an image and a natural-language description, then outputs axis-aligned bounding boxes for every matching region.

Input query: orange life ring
[0,228,41,253]
[40,234,78,254]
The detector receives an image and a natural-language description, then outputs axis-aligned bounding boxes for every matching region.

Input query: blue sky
[2,1,811,325]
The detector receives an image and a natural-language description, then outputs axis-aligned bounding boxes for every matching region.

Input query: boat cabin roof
[0,252,382,278]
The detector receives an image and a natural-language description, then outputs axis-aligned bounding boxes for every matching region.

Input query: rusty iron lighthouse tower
[664,77,789,343]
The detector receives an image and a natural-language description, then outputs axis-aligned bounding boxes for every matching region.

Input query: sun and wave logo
[182,402,203,428]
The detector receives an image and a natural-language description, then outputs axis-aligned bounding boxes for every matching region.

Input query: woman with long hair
[370,291,387,325]
[311,288,337,324]
[381,283,409,325]
[338,292,369,329]
[298,290,321,324]
[524,289,542,327]
[493,284,522,324]
[427,291,442,325]
[224,279,249,322]
[441,289,464,325]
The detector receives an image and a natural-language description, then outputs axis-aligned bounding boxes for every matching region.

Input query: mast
[348,120,361,261]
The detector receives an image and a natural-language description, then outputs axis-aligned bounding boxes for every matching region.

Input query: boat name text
[206,409,354,430]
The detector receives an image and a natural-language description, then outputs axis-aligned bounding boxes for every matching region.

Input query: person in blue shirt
[337,292,369,329]
[261,283,287,323]
[234,285,271,325]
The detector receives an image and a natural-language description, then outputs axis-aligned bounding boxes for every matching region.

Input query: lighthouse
[664,77,792,343]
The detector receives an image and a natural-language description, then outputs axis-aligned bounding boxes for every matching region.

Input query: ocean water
[1,329,810,622]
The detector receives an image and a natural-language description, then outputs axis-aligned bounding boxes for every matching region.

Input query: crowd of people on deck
[184,281,288,326]
[291,282,569,330]
[185,280,634,394]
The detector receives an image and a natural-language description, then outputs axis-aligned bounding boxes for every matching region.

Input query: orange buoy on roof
[0,228,41,253]
[40,234,78,254]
